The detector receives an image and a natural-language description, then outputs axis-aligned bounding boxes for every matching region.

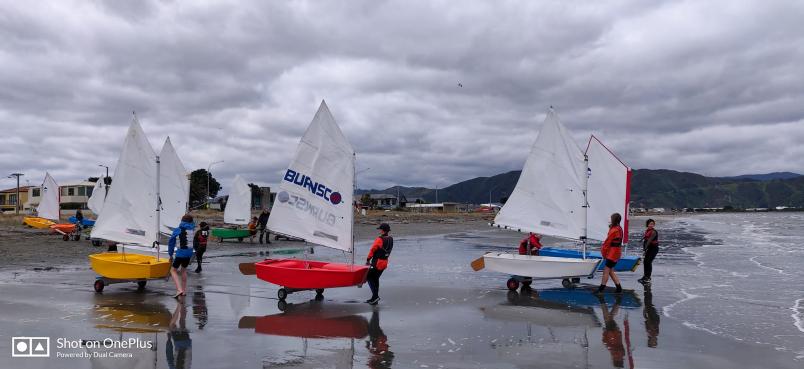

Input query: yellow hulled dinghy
[23,216,55,229]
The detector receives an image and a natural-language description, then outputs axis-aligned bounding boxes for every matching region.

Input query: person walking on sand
[193,221,210,273]
[365,223,393,305]
[169,214,196,298]
[596,213,624,294]
[639,219,659,285]
[74,208,84,232]
[257,209,272,244]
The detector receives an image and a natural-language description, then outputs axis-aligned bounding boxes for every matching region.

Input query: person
[639,219,659,285]
[365,223,393,305]
[193,221,210,273]
[74,208,84,232]
[518,232,542,255]
[168,214,196,298]
[257,209,272,244]
[596,213,624,294]
[247,216,258,243]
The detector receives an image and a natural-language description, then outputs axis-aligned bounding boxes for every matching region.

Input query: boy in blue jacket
[169,214,196,298]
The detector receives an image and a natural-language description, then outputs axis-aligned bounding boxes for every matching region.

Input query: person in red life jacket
[518,232,542,255]
[193,222,210,273]
[639,219,659,285]
[365,223,393,305]
[596,213,624,294]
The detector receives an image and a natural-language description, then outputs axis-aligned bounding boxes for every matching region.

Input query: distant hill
[360,170,804,209]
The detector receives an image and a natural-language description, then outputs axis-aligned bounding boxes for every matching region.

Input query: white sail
[158,137,189,233]
[87,178,106,215]
[224,175,251,225]
[37,172,60,221]
[585,136,632,242]
[493,109,586,240]
[267,101,355,252]
[91,119,158,247]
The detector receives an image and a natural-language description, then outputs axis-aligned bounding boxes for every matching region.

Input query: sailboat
[211,175,253,242]
[88,115,175,292]
[250,101,369,301]
[480,108,636,288]
[22,173,60,229]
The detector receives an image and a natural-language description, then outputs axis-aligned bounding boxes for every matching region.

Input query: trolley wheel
[238,238,243,242]
[137,281,147,291]
[277,288,288,300]
[73,234,81,241]
[94,279,105,293]
[62,234,70,241]
[315,288,324,296]
[506,278,520,291]
[277,300,287,312]
[561,278,575,289]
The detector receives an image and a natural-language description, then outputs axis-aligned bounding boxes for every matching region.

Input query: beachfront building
[406,202,461,213]
[0,186,33,213]
[24,181,95,211]
[370,194,399,209]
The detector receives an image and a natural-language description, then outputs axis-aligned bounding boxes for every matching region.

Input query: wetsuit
[641,228,659,280]
[600,225,624,269]
[257,211,271,244]
[366,235,393,300]
[193,226,209,272]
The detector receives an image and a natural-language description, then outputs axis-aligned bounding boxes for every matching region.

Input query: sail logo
[277,191,338,226]
[283,169,342,205]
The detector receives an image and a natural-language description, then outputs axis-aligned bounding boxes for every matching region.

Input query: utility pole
[207,160,224,209]
[8,173,23,214]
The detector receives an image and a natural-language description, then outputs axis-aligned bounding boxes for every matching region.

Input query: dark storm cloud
[1,0,803,192]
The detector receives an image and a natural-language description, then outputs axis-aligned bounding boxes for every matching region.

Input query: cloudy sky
[2,0,803,193]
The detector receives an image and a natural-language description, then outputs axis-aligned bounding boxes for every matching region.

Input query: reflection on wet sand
[192,285,208,330]
[89,294,168,369]
[166,300,192,369]
[239,301,397,368]
[643,286,660,348]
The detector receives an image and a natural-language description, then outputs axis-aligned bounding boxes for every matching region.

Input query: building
[369,194,399,209]
[24,181,96,211]
[0,186,33,213]
[406,202,461,213]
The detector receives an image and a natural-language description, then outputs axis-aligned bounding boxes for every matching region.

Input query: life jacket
[370,236,393,268]
[609,226,623,248]
[195,229,209,248]
[644,229,658,247]
[179,228,188,249]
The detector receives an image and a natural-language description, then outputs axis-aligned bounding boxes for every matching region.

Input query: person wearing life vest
[639,219,659,285]
[169,214,196,298]
[596,213,624,294]
[365,223,393,305]
[518,232,542,255]
[193,221,210,273]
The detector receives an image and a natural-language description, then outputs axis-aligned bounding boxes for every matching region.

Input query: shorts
[172,257,191,269]
[604,259,618,269]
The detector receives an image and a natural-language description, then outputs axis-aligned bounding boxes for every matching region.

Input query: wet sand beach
[1,212,802,368]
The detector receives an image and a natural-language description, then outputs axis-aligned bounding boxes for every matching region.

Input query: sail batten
[267,101,355,252]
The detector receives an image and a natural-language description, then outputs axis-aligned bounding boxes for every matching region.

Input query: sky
[1,0,803,193]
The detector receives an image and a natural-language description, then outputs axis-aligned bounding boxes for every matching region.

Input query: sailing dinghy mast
[581,152,589,260]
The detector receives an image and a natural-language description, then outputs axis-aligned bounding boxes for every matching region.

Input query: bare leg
[170,267,181,294]
[610,270,621,286]
[180,268,187,295]
[600,267,611,286]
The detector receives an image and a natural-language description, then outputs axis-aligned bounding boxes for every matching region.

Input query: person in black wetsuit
[639,219,659,285]
[257,209,271,244]
[365,223,393,305]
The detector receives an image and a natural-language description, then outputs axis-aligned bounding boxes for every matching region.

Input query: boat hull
[50,223,77,234]
[89,253,170,280]
[255,259,369,289]
[23,216,56,229]
[483,253,601,279]
[539,247,641,272]
[211,228,252,240]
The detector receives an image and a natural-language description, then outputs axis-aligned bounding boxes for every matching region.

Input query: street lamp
[8,173,23,214]
[207,160,224,209]
[98,165,110,200]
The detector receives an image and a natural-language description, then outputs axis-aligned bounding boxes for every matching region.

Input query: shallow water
[0,213,802,368]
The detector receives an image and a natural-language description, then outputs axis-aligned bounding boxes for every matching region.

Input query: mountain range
[358,170,804,209]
